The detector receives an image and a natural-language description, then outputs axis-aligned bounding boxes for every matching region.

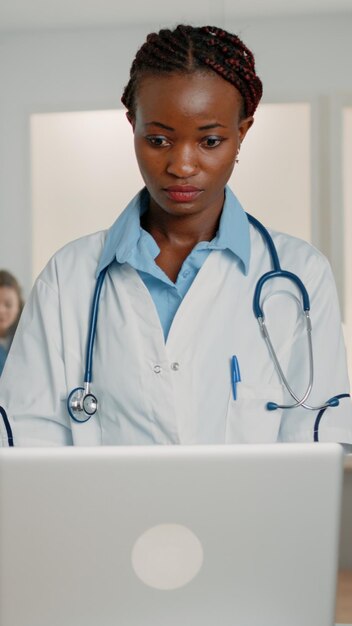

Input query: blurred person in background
[0,270,24,376]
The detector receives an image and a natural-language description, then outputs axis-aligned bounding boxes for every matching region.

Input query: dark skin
[128,71,253,282]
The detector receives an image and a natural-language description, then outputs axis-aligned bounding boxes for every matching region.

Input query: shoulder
[35,230,108,294]
[267,228,320,256]
[52,229,107,266]
[255,225,332,280]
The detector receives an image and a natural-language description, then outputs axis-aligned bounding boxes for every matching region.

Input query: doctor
[0,24,351,447]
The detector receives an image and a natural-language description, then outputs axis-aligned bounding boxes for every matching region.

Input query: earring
[236,143,241,164]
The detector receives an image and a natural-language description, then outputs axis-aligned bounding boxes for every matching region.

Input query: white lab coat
[0,222,351,447]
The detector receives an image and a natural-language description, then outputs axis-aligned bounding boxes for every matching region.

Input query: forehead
[134,71,243,124]
[0,286,19,304]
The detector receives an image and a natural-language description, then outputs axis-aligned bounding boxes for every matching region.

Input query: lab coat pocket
[225,383,284,443]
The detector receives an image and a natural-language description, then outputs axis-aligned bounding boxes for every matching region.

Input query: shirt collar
[209,185,250,274]
[96,185,250,277]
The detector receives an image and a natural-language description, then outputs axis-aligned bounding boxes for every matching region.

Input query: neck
[142,192,224,249]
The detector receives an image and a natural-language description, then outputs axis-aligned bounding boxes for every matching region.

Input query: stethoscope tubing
[253,270,310,319]
[313,394,350,442]
[260,313,338,411]
[246,214,281,271]
[85,267,108,383]
[0,406,14,447]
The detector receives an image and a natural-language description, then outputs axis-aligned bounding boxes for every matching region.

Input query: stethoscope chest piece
[67,386,98,422]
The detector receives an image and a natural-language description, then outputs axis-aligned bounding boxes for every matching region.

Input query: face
[129,71,253,220]
[0,286,20,337]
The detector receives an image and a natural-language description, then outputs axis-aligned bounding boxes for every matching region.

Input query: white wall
[1,13,352,295]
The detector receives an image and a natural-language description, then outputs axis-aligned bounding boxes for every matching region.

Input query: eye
[145,135,170,147]
[201,136,224,149]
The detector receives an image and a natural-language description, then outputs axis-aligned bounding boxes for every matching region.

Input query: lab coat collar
[96,185,250,277]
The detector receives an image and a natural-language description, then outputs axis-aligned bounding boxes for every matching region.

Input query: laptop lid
[0,443,344,626]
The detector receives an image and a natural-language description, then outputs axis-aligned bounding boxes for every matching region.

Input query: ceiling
[1,0,352,33]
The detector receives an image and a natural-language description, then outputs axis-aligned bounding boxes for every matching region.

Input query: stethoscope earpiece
[266,402,278,411]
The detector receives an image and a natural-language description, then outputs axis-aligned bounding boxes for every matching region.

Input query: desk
[336,571,352,623]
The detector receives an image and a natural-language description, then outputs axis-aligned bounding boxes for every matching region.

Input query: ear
[126,112,135,131]
[238,116,254,143]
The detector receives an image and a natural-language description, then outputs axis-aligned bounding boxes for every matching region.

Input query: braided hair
[121,25,263,120]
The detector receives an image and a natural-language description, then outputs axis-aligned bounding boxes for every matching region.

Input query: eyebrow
[144,121,227,131]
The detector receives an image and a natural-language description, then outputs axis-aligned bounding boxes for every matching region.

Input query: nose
[166,143,199,178]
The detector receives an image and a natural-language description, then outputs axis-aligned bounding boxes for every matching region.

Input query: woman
[0,270,23,377]
[0,25,351,447]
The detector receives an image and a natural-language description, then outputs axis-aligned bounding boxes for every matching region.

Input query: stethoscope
[67,213,349,441]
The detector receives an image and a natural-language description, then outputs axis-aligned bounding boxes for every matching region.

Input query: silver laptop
[0,443,344,626]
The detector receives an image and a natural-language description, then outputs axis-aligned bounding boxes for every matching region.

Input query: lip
[163,185,203,203]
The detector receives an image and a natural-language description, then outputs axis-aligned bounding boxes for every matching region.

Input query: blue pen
[231,356,241,400]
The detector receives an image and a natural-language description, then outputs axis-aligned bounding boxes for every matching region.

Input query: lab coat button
[171,362,180,371]
[153,365,162,374]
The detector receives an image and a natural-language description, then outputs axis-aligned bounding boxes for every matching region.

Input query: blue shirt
[0,346,7,376]
[97,186,250,339]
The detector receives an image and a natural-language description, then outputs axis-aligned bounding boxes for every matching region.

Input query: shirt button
[153,365,162,374]
[171,362,180,371]
[182,269,190,278]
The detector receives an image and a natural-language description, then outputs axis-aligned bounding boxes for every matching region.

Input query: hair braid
[121,24,263,118]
